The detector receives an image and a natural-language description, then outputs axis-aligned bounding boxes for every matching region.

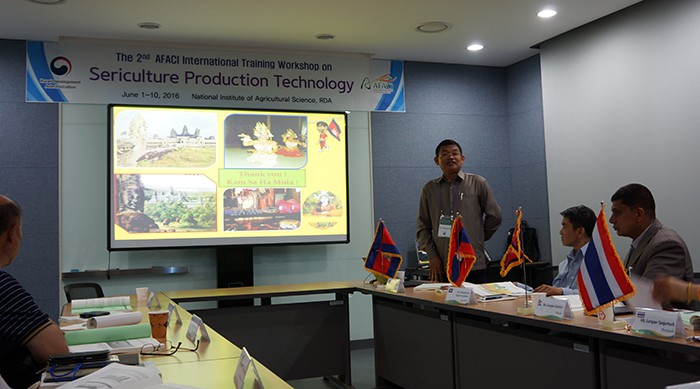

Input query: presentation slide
[109,104,348,250]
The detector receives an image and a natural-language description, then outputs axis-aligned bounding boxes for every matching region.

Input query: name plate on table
[534,296,574,320]
[186,314,211,342]
[385,278,405,293]
[445,287,476,305]
[234,347,265,389]
[632,308,686,338]
[167,302,183,326]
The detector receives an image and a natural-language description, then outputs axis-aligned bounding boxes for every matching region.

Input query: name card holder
[186,314,211,343]
[166,302,183,326]
[385,277,405,293]
[632,308,685,338]
[147,292,161,309]
[445,287,476,305]
[234,347,265,389]
[534,296,574,320]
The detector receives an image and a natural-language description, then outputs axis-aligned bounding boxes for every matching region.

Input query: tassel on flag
[500,208,530,277]
[446,215,477,286]
[328,119,342,141]
[364,219,403,279]
[577,203,636,315]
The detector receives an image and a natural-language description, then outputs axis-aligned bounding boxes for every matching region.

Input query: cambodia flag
[447,215,477,286]
[328,119,342,141]
[500,208,529,277]
[577,204,636,315]
[364,220,403,279]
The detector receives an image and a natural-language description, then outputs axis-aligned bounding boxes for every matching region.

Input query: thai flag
[364,220,403,279]
[577,204,636,315]
[447,215,477,286]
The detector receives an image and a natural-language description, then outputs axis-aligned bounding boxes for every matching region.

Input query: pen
[686,336,700,342]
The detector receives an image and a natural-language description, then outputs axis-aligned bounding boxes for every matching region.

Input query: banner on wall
[25,41,405,112]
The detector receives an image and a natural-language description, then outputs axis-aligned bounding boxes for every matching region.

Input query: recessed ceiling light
[538,9,557,18]
[315,33,335,40]
[416,22,452,34]
[466,44,484,52]
[27,0,65,4]
[138,22,161,30]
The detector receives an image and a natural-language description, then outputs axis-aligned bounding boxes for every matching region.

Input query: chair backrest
[64,282,104,302]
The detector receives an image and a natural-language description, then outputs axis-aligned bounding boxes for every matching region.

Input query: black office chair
[64,282,104,302]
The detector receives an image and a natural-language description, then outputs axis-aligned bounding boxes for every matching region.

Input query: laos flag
[447,215,477,287]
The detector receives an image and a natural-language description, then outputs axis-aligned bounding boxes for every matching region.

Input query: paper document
[69,337,161,354]
[71,296,132,314]
[54,363,162,388]
[413,283,451,291]
[88,311,143,329]
[464,282,527,297]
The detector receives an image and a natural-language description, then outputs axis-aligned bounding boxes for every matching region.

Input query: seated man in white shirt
[534,205,596,296]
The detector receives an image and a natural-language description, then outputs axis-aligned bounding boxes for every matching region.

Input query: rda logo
[50,56,72,76]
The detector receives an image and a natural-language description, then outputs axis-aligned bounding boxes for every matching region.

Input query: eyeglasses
[140,339,200,356]
[439,152,462,158]
[46,364,81,382]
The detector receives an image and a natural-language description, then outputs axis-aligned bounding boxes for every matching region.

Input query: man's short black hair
[0,197,22,235]
[611,183,656,219]
[560,205,596,237]
[435,139,463,156]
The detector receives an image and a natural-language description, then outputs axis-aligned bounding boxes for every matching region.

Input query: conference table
[62,282,700,389]
[60,293,291,388]
[355,283,700,389]
[163,281,357,387]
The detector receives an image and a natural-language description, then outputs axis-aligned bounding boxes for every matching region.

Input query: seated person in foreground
[0,195,68,388]
[534,205,596,296]
[652,275,700,307]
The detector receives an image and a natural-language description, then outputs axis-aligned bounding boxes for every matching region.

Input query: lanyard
[440,180,460,219]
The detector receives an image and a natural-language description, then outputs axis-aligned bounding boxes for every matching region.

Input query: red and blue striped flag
[447,215,477,286]
[577,203,636,315]
[364,220,403,279]
[328,119,342,141]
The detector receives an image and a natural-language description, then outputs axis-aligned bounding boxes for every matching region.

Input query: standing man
[417,139,502,283]
[534,205,596,296]
[0,195,68,388]
[609,183,693,283]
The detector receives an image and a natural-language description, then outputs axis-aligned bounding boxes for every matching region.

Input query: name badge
[632,308,685,338]
[386,277,405,293]
[438,216,452,238]
[445,287,476,305]
[534,296,573,320]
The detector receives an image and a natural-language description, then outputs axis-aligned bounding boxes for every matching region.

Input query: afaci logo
[50,56,72,76]
[361,73,396,94]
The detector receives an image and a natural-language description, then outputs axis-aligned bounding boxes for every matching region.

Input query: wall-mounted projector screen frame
[108,104,349,250]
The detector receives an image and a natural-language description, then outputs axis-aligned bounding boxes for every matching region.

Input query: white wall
[541,0,700,267]
[61,104,374,340]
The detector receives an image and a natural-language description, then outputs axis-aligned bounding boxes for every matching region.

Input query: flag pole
[515,207,533,315]
[518,207,529,307]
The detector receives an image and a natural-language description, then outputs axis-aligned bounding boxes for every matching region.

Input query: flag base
[516,306,534,315]
[599,320,627,330]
